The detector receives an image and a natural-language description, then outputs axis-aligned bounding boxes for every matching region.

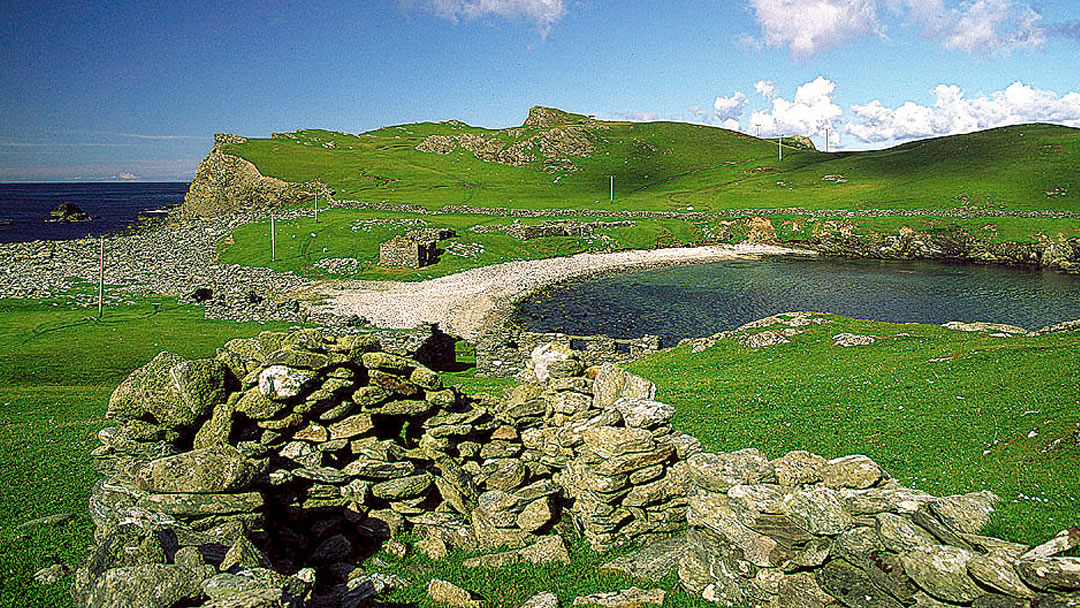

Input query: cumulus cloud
[754,80,778,98]
[426,0,567,36]
[748,76,843,137]
[713,92,749,122]
[846,81,1080,142]
[746,0,883,58]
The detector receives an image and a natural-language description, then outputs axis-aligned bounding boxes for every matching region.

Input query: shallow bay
[514,257,1080,344]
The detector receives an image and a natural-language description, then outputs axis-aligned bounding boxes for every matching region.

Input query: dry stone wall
[74,329,1080,608]
[476,326,661,378]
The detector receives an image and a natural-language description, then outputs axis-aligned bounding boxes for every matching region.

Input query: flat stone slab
[601,532,691,581]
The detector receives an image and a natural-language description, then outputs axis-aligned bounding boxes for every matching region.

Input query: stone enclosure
[75,328,1080,608]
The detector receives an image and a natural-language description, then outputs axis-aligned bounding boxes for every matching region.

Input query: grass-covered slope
[222,108,1080,213]
[627,314,1080,546]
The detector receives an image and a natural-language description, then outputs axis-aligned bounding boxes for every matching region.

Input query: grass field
[222,112,1080,214]
[2,298,1079,606]
[0,298,289,608]
[628,315,1080,546]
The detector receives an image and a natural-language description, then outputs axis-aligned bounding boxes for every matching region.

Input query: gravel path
[317,244,817,340]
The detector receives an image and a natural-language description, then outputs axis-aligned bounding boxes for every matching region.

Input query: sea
[0,182,190,244]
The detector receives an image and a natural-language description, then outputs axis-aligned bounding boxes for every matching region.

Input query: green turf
[628,315,1080,545]
[0,298,290,607]
[224,114,1080,214]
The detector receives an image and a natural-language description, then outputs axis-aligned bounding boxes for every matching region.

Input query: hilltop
[181,105,1080,217]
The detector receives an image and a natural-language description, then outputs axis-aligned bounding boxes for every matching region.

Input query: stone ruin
[469,219,636,241]
[74,328,1080,608]
[378,235,437,269]
[476,327,662,378]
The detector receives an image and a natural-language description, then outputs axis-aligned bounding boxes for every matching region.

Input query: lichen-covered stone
[135,446,263,494]
[822,455,882,489]
[899,545,982,603]
[773,450,828,486]
[107,352,227,428]
[687,449,774,493]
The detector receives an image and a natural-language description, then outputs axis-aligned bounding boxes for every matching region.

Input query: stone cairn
[74,330,1080,608]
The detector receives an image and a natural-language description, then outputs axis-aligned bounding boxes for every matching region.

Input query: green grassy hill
[221,107,1080,213]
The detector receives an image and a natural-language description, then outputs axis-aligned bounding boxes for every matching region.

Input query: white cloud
[746,0,883,58]
[745,0,1052,56]
[748,76,843,137]
[754,80,777,98]
[713,92,748,122]
[427,0,567,37]
[846,81,1080,142]
[721,118,742,131]
[899,0,1045,53]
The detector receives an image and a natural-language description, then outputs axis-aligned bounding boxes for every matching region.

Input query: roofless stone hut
[379,235,437,269]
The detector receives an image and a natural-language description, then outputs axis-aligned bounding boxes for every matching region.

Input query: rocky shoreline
[0,210,319,323]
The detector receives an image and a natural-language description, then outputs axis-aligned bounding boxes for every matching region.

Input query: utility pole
[778,136,783,162]
[610,176,614,202]
[270,214,276,262]
[825,128,830,153]
[314,190,319,224]
[97,236,104,319]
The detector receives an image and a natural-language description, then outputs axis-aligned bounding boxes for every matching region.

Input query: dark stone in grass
[601,532,690,581]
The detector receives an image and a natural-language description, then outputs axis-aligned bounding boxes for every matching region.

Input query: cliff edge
[179,134,330,218]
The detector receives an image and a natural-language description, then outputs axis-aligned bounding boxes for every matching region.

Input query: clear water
[0,182,189,243]
[514,257,1080,344]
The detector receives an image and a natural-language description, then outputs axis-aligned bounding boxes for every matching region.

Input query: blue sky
[1,0,1079,181]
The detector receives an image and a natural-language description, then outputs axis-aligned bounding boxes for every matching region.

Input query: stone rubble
[70,328,1080,608]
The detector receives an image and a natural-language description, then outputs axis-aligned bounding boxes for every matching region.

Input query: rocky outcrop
[523,106,591,128]
[47,202,94,223]
[180,134,332,218]
[805,222,1080,272]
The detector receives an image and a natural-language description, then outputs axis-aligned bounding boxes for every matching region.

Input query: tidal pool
[512,257,1080,345]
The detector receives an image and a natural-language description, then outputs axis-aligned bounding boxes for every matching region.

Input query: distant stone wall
[72,328,1080,607]
[475,325,662,377]
[469,219,636,240]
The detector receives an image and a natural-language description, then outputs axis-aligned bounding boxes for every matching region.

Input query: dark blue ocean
[0,182,189,243]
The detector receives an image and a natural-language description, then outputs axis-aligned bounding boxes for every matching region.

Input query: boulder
[258,365,317,401]
[428,579,482,608]
[822,455,882,489]
[592,364,655,410]
[773,450,827,486]
[107,352,228,428]
[135,446,264,494]
[613,398,675,429]
[83,564,210,608]
[687,449,774,492]
[777,487,855,536]
[900,545,983,604]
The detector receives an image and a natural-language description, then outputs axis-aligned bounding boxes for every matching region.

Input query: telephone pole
[610,176,614,202]
[314,190,319,223]
[778,136,783,162]
[825,128,830,153]
[97,236,104,319]
[270,214,276,262]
